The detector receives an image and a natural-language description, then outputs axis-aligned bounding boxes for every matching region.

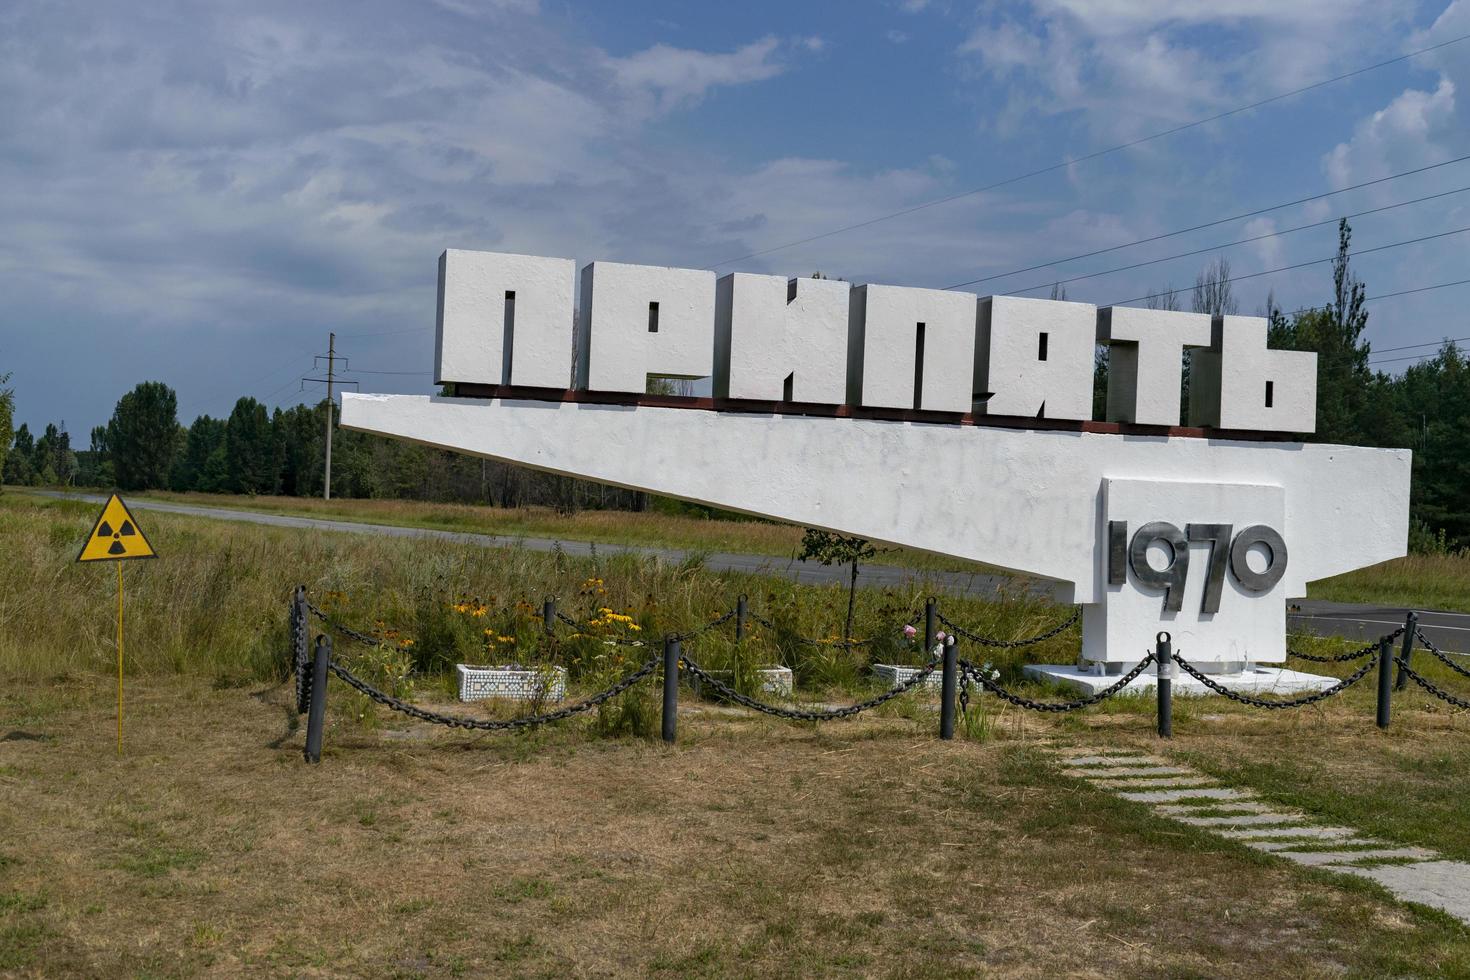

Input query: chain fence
[327,654,661,731]
[1286,631,1397,663]
[958,654,1154,713]
[290,590,311,715]
[1393,654,1470,710]
[1174,651,1381,709]
[938,607,1081,649]
[1415,628,1470,682]
[679,653,940,721]
[290,584,1465,759]
[744,611,918,649]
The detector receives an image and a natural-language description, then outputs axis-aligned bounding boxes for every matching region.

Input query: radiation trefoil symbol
[77,494,157,563]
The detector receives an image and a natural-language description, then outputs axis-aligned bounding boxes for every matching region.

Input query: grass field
[115,489,1000,577]
[4,492,1470,976]
[49,486,1470,612]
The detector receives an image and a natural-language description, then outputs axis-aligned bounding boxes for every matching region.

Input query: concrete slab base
[1023,663,1342,696]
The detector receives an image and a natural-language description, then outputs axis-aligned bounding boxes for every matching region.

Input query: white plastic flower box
[692,665,793,699]
[457,664,567,703]
[871,663,945,692]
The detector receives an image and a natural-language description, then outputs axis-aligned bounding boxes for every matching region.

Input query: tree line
[3,219,1467,546]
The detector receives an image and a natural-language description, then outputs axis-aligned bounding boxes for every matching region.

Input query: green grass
[1305,552,1470,612]
[77,487,1012,577]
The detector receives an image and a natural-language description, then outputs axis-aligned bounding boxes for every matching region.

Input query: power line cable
[1108,226,1470,307]
[713,32,1470,268]
[1372,333,1470,355]
[1370,346,1465,366]
[942,155,1470,290]
[341,368,433,376]
[1001,184,1470,297]
[1280,278,1470,318]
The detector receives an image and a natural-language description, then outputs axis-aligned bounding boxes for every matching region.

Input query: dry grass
[6,491,1470,976]
[3,678,1469,978]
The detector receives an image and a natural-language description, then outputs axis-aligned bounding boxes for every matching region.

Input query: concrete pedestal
[1022,663,1340,696]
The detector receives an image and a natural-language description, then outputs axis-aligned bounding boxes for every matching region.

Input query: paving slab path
[1055,745,1470,925]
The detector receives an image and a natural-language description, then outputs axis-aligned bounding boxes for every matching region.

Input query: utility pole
[324,332,335,500]
[303,334,356,500]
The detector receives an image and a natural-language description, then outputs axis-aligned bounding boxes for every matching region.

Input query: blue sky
[3,0,1468,435]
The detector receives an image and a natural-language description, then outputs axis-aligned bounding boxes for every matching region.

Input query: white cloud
[886,30,911,43]
[607,36,786,114]
[956,0,1412,137]
[1323,77,1456,187]
[1241,217,1284,268]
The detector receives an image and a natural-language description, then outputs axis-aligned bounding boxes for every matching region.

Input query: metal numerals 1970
[1107,521,1287,614]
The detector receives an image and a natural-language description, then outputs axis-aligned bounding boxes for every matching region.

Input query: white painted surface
[1023,663,1341,695]
[1098,306,1213,426]
[457,664,567,702]
[846,284,977,413]
[436,250,574,389]
[976,295,1095,420]
[341,393,1410,660]
[1086,478,1287,662]
[576,261,715,392]
[1189,315,1317,432]
[713,274,848,403]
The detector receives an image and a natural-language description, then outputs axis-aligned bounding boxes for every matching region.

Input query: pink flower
[936,630,947,642]
[903,624,918,639]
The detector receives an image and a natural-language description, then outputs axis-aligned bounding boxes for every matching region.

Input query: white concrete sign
[342,248,1411,665]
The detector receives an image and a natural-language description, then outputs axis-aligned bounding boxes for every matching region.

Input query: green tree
[106,382,181,490]
[275,403,323,497]
[225,397,277,494]
[798,530,880,650]
[0,372,12,490]
[173,415,228,492]
[4,422,37,486]
[1269,220,1373,443]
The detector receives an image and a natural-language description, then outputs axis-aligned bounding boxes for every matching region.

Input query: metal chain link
[938,607,1081,649]
[326,655,661,730]
[744,611,917,648]
[291,591,311,715]
[1394,654,1470,710]
[669,609,738,643]
[679,653,940,721]
[552,609,650,647]
[1415,628,1470,681]
[1174,651,1379,709]
[958,654,1153,712]
[307,602,393,648]
[1287,627,1405,663]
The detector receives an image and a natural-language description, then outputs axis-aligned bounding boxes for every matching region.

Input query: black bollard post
[735,594,748,643]
[940,636,958,741]
[1376,635,1394,730]
[543,598,556,635]
[924,596,937,653]
[1155,632,1172,739]
[1394,611,1419,692]
[662,636,680,745]
[304,635,331,764]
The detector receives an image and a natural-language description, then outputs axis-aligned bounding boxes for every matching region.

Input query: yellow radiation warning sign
[77,494,157,562]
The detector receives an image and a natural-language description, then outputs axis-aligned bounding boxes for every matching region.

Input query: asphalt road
[34,490,1469,653]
